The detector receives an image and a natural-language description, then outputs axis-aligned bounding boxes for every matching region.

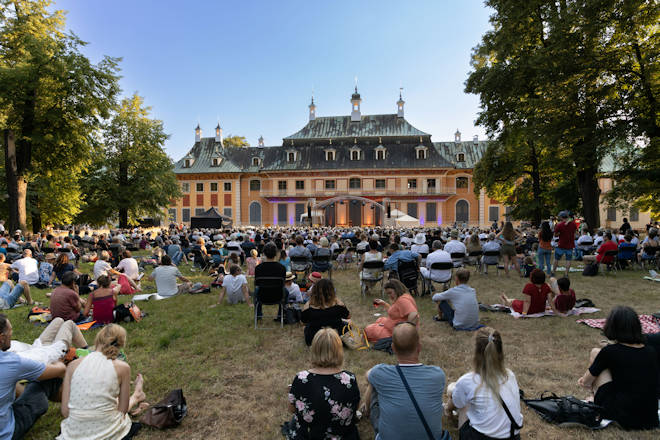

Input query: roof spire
[351,79,362,122]
[397,87,405,118]
[309,95,316,121]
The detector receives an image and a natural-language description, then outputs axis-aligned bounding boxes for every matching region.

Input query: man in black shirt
[254,242,286,319]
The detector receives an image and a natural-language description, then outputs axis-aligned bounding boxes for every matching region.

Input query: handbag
[340,323,370,350]
[396,365,452,440]
[283,305,301,324]
[521,390,603,429]
[140,389,187,429]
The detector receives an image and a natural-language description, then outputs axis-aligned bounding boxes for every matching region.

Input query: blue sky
[55,0,493,159]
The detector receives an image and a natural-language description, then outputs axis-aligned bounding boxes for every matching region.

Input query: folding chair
[641,246,658,270]
[397,259,420,296]
[467,250,483,273]
[191,249,210,271]
[616,244,637,270]
[253,276,286,329]
[312,253,333,280]
[361,260,384,297]
[422,261,453,295]
[482,250,501,275]
[290,256,311,281]
[450,252,466,268]
[602,250,619,274]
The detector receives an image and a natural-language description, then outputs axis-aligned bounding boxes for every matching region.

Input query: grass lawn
[7,255,659,440]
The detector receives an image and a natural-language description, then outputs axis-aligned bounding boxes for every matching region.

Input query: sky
[54,0,494,160]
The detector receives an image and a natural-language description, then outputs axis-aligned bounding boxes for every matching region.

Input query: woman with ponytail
[445,327,523,439]
[57,324,146,440]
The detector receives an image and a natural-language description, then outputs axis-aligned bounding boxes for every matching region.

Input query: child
[246,249,260,278]
[548,276,576,315]
[500,269,551,315]
[284,272,303,304]
[522,255,536,278]
[279,249,291,272]
[211,264,251,306]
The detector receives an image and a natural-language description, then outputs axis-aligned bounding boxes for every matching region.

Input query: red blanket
[577,314,660,334]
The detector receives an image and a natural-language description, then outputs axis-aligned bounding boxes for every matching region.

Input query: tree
[0,0,120,233]
[78,94,180,228]
[222,135,249,148]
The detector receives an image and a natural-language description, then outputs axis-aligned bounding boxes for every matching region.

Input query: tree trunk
[3,129,28,233]
[119,207,128,229]
[577,168,600,233]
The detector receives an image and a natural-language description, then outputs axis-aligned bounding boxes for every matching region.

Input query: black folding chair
[397,259,420,296]
[290,256,311,280]
[312,253,333,279]
[422,261,454,295]
[450,252,466,268]
[482,250,501,275]
[467,250,483,273]
[602,249,619,274]
[191,249,210,271]
[641,246,658,270]
[253,276,286,329]
[361,260,385,297]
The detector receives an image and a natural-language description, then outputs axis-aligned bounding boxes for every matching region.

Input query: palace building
[168,89,509,227]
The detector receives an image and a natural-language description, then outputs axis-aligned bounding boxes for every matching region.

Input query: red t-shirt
[554,288,576,313]
[554,221,577,249]
[596,240,618,263]
[50,286,81,321]
[516,282,551,314]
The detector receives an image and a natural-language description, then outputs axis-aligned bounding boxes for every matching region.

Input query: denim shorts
[554,247,573,260]
[0,281,23,309]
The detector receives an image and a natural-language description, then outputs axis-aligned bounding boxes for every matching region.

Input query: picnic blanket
[554,266,585,273]
[487,304,601,319]
[643,276,660,282]
[578,314,660,334]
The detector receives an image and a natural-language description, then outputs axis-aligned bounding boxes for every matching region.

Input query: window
[376,150,385,160]
[407,203,418,218]
[252,158,260,166]
[168,208,176,222]
[489,206,499,222]
[224,182,231,192]
[325,150,335,161]
[325,180,335,190]
[223,208,232,218]
[375,179,386,189]
[195,208,205,216]
[249,180,261,191]
[210,182,218,192]
[351,150,360,160]
[457,153,465,162]
[426,203,437,222]
[184,159,192,168]
[456,200,469,223]
[211,157,221,167]
[407,179,417,189]
[278,180,287,191]
[456,177,468,189]
[349,178,361,189]
[181,182,190,193]
[277,204,288,225]
[630,208,639,222]
[196,183,204,192]
[607,207,617,221]
[427,179,436,193]
[295,204,305,224]
[295,180,305,190]
[182,208,190,222]
[416,149,427,160]
[288,152,295,162]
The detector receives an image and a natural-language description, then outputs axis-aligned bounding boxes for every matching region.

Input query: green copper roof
[284,114,431,140]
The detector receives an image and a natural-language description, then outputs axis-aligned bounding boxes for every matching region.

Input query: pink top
[92,295,116,324]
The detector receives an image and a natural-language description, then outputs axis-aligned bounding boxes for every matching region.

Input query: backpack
[582,263,599,276]
[522,391,604,429]
[371,337,393,354]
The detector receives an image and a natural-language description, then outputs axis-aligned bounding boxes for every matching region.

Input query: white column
[479,188,486,227]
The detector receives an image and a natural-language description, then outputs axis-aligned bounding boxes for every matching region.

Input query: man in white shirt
[148,255,191,297]
[115,250,140,281]
[444,230,467,267]
[10,250,39,285]
[214,264,251,305]
[481,234,501,273]
[420,241,452,284]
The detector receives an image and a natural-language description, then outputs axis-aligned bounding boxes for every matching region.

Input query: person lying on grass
[210,264,252,307]
[58,324,147,440]
[499,269,551,316]
[9,317,88,365]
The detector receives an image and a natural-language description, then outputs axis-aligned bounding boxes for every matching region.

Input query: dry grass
[7,258,659,439]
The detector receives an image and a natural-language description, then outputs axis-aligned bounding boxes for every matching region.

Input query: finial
[354,76,358,93]
[399,87,403,100]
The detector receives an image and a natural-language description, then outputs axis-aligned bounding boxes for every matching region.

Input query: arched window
[288,152,296,162]
[349,178,361,189]
[249,201,262,225]
[457,153,465,162]
[456,200,469,223]
[376,150,385,160]
[252,157,260,166]
[351,150,360,160]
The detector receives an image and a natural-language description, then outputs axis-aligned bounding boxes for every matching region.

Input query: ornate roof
[283,114,431,140]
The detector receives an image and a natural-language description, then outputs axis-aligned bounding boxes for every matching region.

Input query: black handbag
[522,390,603,429]
[283,305,301,324]
[140,389,187,429]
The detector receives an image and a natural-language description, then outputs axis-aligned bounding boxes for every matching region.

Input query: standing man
[552,211,577,277]
[364,323,447,439]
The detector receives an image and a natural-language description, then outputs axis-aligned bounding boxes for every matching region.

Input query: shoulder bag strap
[395,365,435,440]
[498,396,522,439]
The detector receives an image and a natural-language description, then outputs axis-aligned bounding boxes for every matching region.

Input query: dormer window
[351,150,360,160]
[211,157,222,167]
[375,144,386,160]
[415,145,428,160]
[457,153,465,162]
[252,157,260,167]
[184,159,192,168]
[325,149,336,161]
[286,150,297,163]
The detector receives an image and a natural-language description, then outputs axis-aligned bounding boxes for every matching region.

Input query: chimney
[473,135,478,144]
[215,123,223,145]
[195,124,201,143]
[308,96,316,121]
[396,88,405,118]
[258,136,264,147]
[350,86,362,122]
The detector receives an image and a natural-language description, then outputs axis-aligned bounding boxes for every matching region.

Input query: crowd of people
[0,215,659,439]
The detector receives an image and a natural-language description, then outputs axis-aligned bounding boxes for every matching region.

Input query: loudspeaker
[307,204,312,219]
[387,204,391,218]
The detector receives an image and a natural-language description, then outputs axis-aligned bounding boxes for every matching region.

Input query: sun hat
[414,233,426,245]
[308,272,322,283]
[285,272,296,281]
[45,253,56,261]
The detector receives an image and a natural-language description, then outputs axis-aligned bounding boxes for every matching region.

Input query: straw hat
[285,272,296,281]
[45,253,56,261]
[308,272,322,283]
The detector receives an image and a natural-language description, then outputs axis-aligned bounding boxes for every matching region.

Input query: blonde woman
[445,327,523,439]
[284,328,360,440]
[58,325,146,440]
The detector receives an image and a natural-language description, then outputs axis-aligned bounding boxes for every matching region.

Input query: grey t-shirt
[369,363,445,440]
[152,265,182,297]
[432,284,479,329]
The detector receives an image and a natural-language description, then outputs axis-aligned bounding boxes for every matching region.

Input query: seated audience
[93,251,120,281]
[38,253,55,287]
[58,324,146,440]
[254,242,287,318]
[420,240,452,284]
[445,327,523,439]
[0,314,66,440]
[311,237,333,273]
[444,230,467,267]
[51,253,80,285]
[116,250,140,282]
[283,328,360,440]
[481,233,502,273]
[0,280,33,310]
[213,264,251,306]
[148,255,192,297]
[50,272,85,323]
[499,269,551,315]
[365,280,418,342]
[301,279,349,346]
[284,272,303,304]
[521,255,536,278]
[83,275,119,324]
[639,228,659,263]
[359,239,383,294]
[548,276,576,315]
[578,306,659,430]
[583,232,617,266]
[364,322,446,439]
[10,249,39,285]
[279,249,291,272]
[245,249,260,277]
[383,243,419,272]
[289,236,313,271]
[432,269,479,330]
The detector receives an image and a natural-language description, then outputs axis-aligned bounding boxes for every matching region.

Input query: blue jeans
[438,300,455,326]
[0,281,24,309]
[12,378,62,440]
[537,249,552,275]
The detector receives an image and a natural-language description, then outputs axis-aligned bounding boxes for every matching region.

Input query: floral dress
[286,370,361,440]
